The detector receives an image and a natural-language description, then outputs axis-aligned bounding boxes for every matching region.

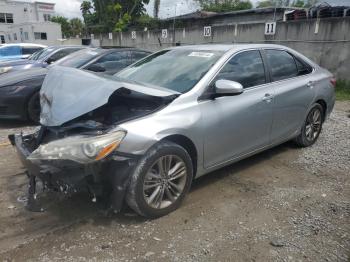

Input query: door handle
[262,93,274,102]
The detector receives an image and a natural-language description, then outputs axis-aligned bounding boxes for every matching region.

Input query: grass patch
[335,79,350,101]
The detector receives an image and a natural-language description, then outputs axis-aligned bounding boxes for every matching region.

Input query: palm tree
[80,1,92,23]
[154,0,161,18]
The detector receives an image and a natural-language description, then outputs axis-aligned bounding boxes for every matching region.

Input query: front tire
[126,141,193,218]
[294,103,324,147]
[27,92,40,123]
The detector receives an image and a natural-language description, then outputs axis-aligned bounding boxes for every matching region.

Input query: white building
[0,0,62,45]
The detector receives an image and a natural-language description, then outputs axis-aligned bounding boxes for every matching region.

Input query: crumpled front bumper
[9,133,139,212]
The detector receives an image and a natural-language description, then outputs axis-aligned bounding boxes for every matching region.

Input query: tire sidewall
[300,103,324,147]
[127,141,193,218]
[27,92,40,123]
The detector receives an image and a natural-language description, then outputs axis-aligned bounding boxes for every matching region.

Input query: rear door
[263,49,315,144]
[200,49,274,168]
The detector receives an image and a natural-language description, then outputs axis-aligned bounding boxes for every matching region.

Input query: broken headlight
[28,130,126,163]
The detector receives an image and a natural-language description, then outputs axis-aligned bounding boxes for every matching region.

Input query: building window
[34,32,47,40]
[0,13,14,23]
[13,33,17,41]
[0,35,5,44]
[24,32,29,40]
[43,14,51,21]
[7,34,11,41]
[5,14,13,23]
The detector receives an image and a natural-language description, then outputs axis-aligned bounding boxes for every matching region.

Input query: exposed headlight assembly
[0,66,12,74]
[28,131,126,164]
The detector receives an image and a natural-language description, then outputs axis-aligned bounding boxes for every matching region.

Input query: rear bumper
[10,133,139,211]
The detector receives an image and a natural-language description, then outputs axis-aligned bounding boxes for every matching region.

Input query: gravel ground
[294,102,350,173]
[0,102,349,262]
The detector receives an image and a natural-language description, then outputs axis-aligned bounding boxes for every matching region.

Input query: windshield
[29,47,55,61]
[28,49,44,60]
[55,48,103,68]
[115,49,224,93]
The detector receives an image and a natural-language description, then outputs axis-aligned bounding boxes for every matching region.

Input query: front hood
[0,67,47,87]
[40,66,179,127]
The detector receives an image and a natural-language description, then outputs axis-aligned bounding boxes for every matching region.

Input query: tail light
[330,78,336,88]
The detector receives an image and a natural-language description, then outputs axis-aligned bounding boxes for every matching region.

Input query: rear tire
[126,141,193,218]
[294,103,324,147]
[27,92,40,123]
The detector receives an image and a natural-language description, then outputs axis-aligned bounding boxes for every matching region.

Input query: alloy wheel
[143,155,187,209]
[305,107,322,142]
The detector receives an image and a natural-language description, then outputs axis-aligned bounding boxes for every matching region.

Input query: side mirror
[46,58,55,64]
[87,64,106,72]
[214,79,243,97]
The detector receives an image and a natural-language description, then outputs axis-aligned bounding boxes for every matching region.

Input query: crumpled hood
[40,66,179,127]
[0,67,47,87]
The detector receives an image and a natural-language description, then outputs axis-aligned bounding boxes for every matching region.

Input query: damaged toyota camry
[9,44,335,218]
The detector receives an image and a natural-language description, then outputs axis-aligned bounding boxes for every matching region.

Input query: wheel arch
[315,99,327,122]
[161,134,198,178]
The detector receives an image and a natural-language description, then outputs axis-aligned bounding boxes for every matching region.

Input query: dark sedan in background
[0,47,151,122]
[0,45,86,74]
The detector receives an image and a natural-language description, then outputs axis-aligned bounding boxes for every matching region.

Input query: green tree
[291,0,305,7]
[197,0,253,12]
[51,16,72,38]
[70,18,84,37]
[80,0,92,19]
[256,0,275,8]
[80,0,151,33]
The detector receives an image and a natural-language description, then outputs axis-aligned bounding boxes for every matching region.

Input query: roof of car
[0,43,47,48]
[47,45,86,49]
[169,44,290,52]
[100,47,151,52]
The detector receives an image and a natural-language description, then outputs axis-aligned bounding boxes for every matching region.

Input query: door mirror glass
[215,79,243,96]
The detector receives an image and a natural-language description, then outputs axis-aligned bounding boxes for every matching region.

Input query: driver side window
[215,50,266,88]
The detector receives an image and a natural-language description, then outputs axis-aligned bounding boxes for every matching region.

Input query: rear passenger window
[294,57,312,76]
[266,50,298,81]
[215,50,266,88]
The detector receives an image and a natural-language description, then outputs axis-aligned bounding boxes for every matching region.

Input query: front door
[200,50,274,168]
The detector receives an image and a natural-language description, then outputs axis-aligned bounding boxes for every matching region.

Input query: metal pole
[172,4,177,46]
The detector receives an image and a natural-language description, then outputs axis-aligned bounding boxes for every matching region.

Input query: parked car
[0,43,46,61]
[9,44,335,218]
[0,45,86,74]
[0,47,151,122]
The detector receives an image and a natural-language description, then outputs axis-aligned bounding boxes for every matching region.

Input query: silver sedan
[12,44,335,218]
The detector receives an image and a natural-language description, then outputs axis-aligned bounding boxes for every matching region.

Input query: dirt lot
[0,102,349,262]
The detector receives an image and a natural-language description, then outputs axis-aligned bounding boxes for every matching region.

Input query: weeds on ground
[335,80,350,101]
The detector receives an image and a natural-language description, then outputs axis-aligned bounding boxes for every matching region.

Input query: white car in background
[0,43,46,61]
